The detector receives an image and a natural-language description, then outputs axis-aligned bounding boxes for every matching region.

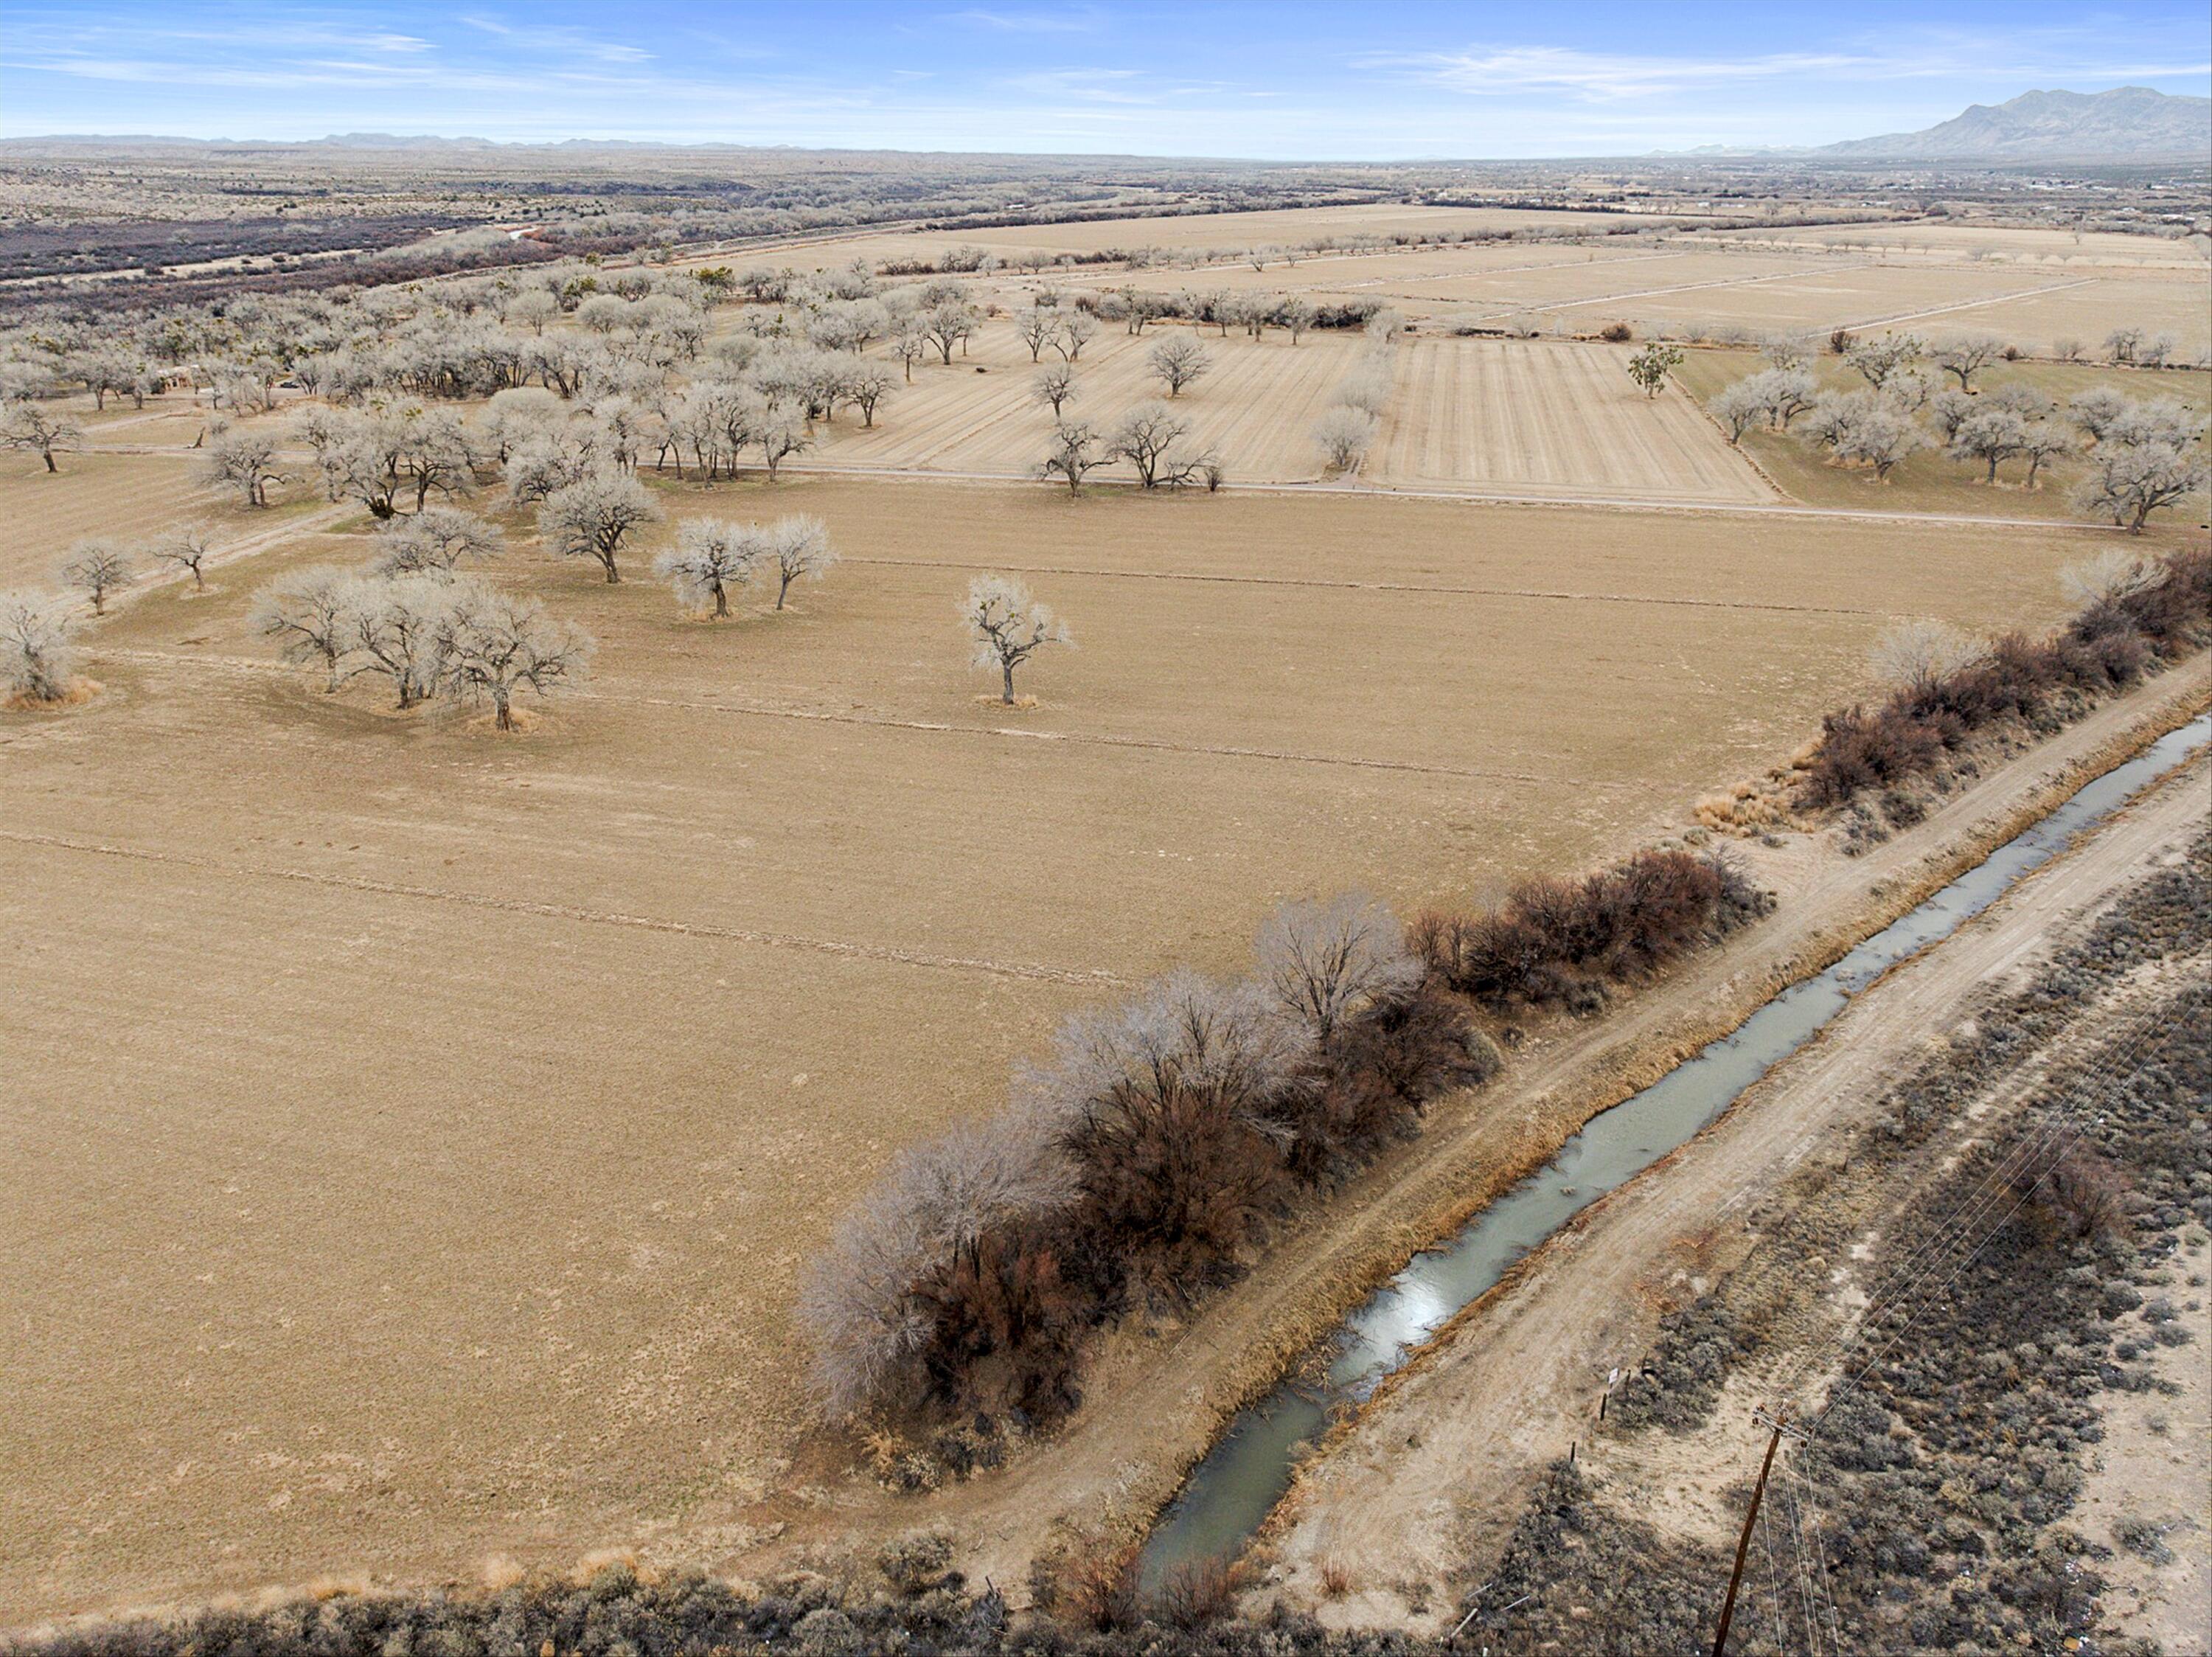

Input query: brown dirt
[1260,742,2211,1630]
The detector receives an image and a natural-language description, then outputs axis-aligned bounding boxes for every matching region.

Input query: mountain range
[1817,86,2210,160]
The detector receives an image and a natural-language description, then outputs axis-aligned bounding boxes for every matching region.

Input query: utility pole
[1711,1410,1792,1657]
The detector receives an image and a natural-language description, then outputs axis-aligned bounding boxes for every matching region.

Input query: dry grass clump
[1799,544,2211,810]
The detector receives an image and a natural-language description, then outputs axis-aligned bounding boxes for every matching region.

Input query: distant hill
[1819,86,2211,160]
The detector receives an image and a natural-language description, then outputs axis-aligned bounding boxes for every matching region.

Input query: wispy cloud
[942,8,1098,32]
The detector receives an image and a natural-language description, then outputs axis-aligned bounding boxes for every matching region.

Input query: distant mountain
[1818,86,2210,160]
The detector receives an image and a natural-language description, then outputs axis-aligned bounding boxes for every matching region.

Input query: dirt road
[1262,746,2210,1630]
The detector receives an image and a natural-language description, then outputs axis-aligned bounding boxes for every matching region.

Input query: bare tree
[964,574,1071,704]
[1032,361,1079,419]
[1254,894,1421,1045]
[1106,402,1217,490]
[2103,326,2143,366]
[434,580,594,731]
[0,589,81,704]
[342,574,452,709]
[762,514,837,609]
[892,325,929,384]
[1312,405,1379,471]
[2073,442,2209,534]
[1147,334,1211,397]
[921,299,979,366]
[253,566,360,691]
[653,518,759,618]
[1018,308,1058,363]
[1949,408,2028,483]
[1,404,86,473]
[1869,619,1989,690]
[2061,548,2169,608]
[1054,313,1097,362]
[2067,388,2129,445]
[2018,422,2073,489]
[1037,420,1107,494]
[369,507,505,578]
[150,524,218,591]
[1843,332,1924,391]
[198,429,288,507]
[755,411,813,480]
[1933,336,2003,392]
[538,470,658,583]
[60,541,135,616]
[840,362,896,428]
[1279,297,1316,344]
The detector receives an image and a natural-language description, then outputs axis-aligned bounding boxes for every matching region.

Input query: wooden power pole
[1710,1414,1787,1657]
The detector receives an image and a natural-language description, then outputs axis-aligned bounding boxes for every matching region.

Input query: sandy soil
[1262,746,2211,1629]
[2075,1229,2212,1656]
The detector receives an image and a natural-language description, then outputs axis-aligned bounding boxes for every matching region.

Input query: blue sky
[2,2,2206,157]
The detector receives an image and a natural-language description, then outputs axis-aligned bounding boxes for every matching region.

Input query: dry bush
[1319,1559,1353,1599]
[1150,1556,1246,1629]
[2022,1143,2131,1242]
[1057,1546,1142,1631]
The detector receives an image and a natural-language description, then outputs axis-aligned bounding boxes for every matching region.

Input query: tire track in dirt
[0,827,1127,987]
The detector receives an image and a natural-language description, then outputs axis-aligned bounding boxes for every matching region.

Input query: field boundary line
[0,828,1128,987]
[1840,275,2102,333]
[834,555,1892,616]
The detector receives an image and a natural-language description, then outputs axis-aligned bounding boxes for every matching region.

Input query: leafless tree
[434,580,594,731]
[198,428,288,507]
[1054,313,1097,362]
[1037,420,1107,494]
[964,574,1071,704]
[840,362,897,428]
[150,524,218,591]
[0,589,81,704]
[762,514,837,609]
[538,470,659,583]
[1869,619,1989,690]
[2067,387,2129,445]
[253,566,360,691]
[1107,402,1217,490]
[653,518,759,618]
[342,574,451,709]
[1843,332,1924,392]
[1279,297,1317,344]
[1147,334,1211,397]
[1254,894,1421,1046]
[1,403,86,473]
[1032,361,1079,419]
[755,411,813,480]
[2073,442,2208,534]
[921,299,979,366]
[892,325,930,383]
[1933,336,2003,392]
[2103,326,2143,366]
[1313,405,1378,471]
[1018,308,1059,363]
[1949,408,2028,483]
[369,506,505,577]
[2061,548,2170,608]
[60,541,135,616]
[2018,422,2073,489]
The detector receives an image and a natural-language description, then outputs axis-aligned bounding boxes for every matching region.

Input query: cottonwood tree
[538,470,659,582]
[0,589,81,704]
[1032,361,1078,419]
[653,518,759,618]
[150,524,217,591]
[1950,408,2028,482]
[1837,403,1928,481]
[1254,894,1421,1046]
[1870,619,1988,690]
[1279,297,1317,344]
[2061,548,2169,608]
[253,566,360,691]
[434,581,594,731]
[1037,420,1107,493]
[60,541,135,615]
[762,514,836,609]
[892,325,930,383]
[1018,308,1059,363]
[1843,332,1924,392]
[369,507,505,577]
[1710,378,1769,442]
[1147,334,1211,397]
[1054,313,1097,362]
[1934,336,2003,392]
[841,363,896,428]
[2104,327,2143,366]
[1313,405,1379,471]
[2073,442,2208,533]
[343,574,451,709]
[2018,422,2072,488]
[1,404,86,473]
[921,299,978,366]
[2067,388,2129,445]
[1107,402,1218,490]
[198,429,288,507]
[964,574,1071,704]
[1626,342,1685,398]
[754,411,813,479]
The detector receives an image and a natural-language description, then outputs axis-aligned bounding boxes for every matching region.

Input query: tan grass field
[1709,222,2212,266]
[0,460,2116,1621]
[0,451,234,587]
[1365,338,1773,503]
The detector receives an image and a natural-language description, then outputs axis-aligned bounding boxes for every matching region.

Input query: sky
[1,2,2207,159]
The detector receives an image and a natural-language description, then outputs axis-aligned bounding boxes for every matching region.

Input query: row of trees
[1312,308,1405,472]
[1709,333,2208,527]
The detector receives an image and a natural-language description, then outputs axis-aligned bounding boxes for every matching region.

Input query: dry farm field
[0,456,2118,1622]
